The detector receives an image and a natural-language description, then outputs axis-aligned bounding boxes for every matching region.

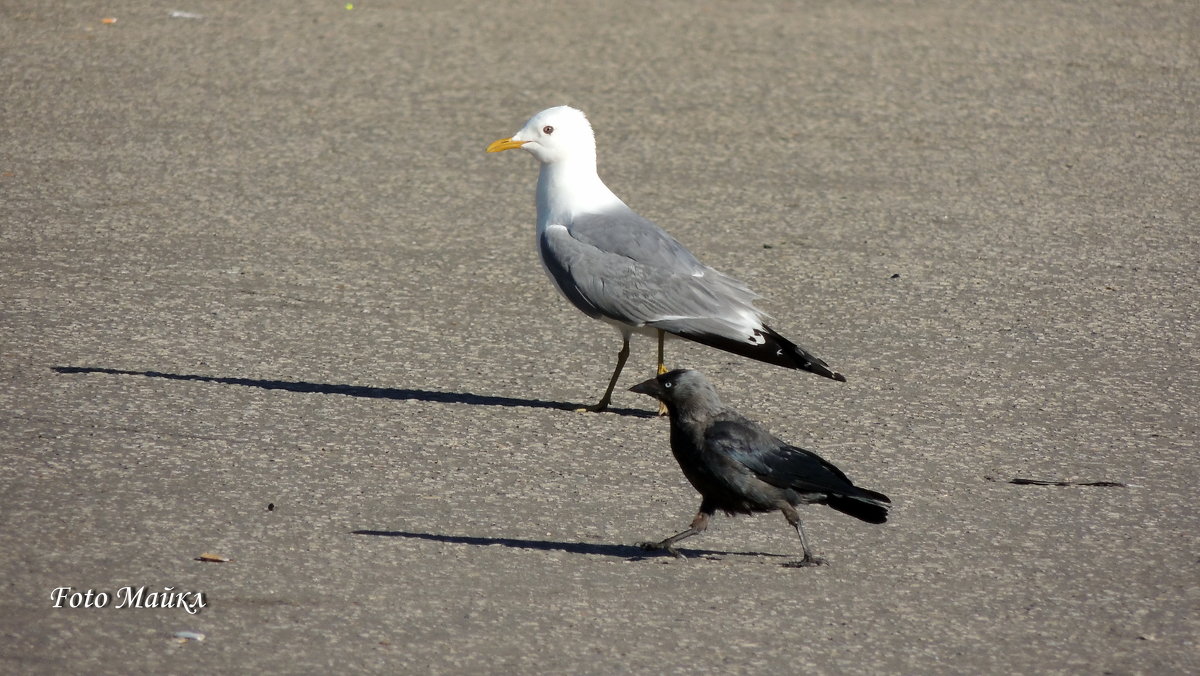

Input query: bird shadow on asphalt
[52,366,656,418]
[351,529,790,562]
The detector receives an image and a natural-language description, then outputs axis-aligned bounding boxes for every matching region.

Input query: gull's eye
[542,125,554,135]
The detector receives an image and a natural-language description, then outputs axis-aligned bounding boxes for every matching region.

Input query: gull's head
[486,106,596,166]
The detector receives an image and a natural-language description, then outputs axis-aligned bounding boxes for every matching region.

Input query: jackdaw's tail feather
[828,487,891,524]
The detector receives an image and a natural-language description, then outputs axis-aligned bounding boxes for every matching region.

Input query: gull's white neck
[535,157,624,233]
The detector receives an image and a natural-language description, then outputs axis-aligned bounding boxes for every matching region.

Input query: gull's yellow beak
[486,137,527,153]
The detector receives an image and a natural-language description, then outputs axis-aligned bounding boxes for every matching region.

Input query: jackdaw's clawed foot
[638,541,686,560]
[782,556,827,568]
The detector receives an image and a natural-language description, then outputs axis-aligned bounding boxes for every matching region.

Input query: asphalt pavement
[1,1,1197,673]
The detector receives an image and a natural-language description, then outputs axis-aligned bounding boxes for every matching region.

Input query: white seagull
[487,106,845,412]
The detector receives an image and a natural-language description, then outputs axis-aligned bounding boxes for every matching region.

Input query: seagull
[487,106,845,412]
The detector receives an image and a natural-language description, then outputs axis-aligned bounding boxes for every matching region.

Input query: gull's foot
[638,541,686,560]
[782,555,827,568]
[574,401,610,413]
[657,402,669,417]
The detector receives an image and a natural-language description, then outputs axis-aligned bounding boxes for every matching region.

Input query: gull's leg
[781,504,826,567]
[655,330,669,416]
[577,336,630,413]
[639,504,713,560]
[657,329,668,375]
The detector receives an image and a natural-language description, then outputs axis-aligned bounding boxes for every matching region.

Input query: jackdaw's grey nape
[630,369,889,566]
[487,106,845,414]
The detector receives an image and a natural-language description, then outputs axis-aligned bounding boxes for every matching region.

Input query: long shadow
[351,529,789,560]
[53,366,655,418]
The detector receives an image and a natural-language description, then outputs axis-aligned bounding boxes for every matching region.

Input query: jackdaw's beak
[629,377,665,399]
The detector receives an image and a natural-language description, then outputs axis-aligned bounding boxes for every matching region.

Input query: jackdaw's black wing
[704,417,890,523]
[704,418,855,494]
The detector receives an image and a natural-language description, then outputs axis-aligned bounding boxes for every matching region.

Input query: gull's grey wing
[564,207,708,275]
[539,222,763,331]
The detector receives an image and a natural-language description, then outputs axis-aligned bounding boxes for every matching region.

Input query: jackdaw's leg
[781,504,825,567]
[578,335,630,413]
[639,506,712,560]
[655,330,669,416]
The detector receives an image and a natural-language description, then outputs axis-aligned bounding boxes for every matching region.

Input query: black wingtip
[666,324,847,381]
[765,327,846,382]
[804,359,846,382]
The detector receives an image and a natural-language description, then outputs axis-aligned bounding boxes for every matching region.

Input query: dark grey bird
[629,369,890,566]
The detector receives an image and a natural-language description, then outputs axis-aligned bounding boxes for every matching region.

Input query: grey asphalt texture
[2,1,1197,673]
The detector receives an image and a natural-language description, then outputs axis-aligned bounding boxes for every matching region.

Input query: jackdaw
[629,369,890,566]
